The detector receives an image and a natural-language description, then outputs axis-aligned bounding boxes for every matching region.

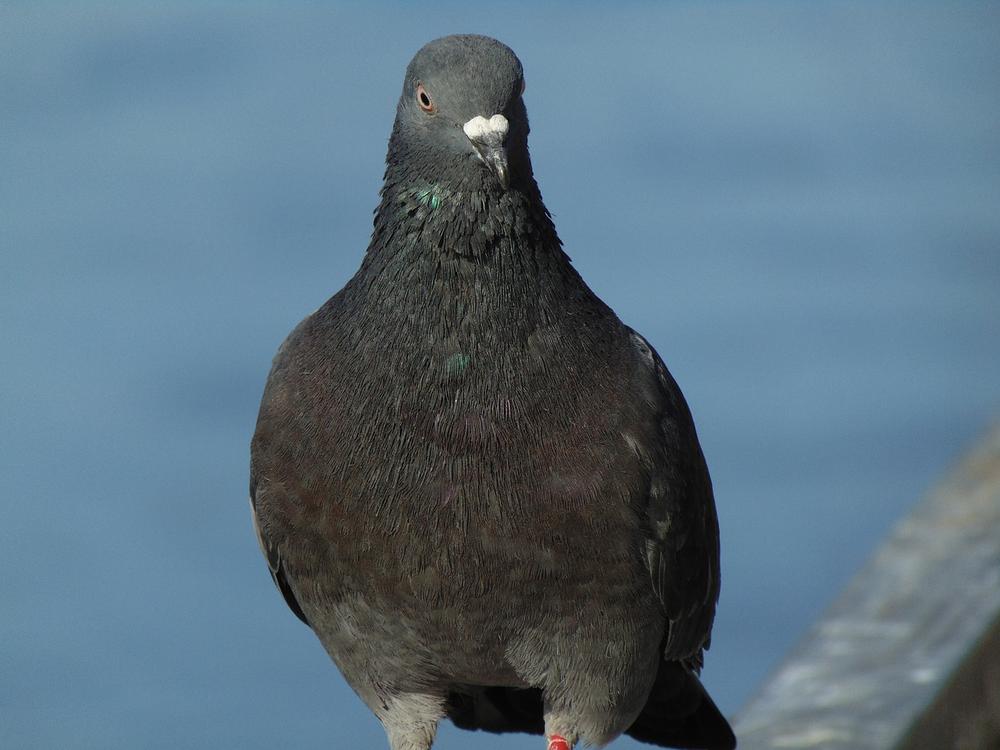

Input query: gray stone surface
[735,424,1000,749]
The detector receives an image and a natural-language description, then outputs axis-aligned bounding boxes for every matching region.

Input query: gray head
[387,35,530,192]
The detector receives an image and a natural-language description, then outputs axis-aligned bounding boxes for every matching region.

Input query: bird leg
[547,734,572,750]
[379,692,443,750]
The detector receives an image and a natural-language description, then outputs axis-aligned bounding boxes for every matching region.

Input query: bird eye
[416,83,435,113]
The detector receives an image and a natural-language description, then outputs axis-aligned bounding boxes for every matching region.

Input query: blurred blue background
[2,3,998,748]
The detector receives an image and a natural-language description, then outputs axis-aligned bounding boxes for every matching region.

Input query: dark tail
[446,685,544,735]
[625,662,736,749]
[446,662,734,749]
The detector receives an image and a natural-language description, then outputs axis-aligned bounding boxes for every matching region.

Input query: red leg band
[548,735,571,750]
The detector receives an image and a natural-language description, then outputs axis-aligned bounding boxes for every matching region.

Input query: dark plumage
[250,34,734,750]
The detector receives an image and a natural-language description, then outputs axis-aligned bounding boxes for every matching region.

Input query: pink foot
[548,735,571,750]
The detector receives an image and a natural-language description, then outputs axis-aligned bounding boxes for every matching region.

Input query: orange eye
[416,83,435,113]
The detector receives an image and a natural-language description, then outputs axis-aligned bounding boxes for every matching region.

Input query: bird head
[388,35,530,193]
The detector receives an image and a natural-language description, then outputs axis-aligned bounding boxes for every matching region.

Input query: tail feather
[626,662,736,749]
[445,662,735,750]
[446,686,544,735]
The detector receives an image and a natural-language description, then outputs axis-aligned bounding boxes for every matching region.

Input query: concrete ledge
[734,424,1000,749]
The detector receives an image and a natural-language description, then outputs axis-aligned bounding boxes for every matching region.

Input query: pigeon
[250,34,735,750]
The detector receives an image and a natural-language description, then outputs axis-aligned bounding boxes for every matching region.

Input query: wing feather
[249,485,309,626]
[629,330,722,665]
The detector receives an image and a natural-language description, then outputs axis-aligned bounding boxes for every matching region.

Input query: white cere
[462,114,509,145]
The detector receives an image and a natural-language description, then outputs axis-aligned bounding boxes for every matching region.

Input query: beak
[471,142,510,189]
[463,114,511,190]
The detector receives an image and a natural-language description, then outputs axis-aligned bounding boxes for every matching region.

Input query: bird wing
[248,321,315,628]
[249,478,309,626]
[628,330,721,666]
